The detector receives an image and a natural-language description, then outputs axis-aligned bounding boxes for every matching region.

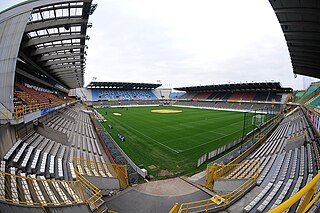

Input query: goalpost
[252,114,265,127]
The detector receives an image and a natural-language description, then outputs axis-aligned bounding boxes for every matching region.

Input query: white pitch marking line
[111,116,180,154]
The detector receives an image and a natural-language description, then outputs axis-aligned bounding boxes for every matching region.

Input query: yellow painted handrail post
[296,184,316,213]
[169,203,179,213]
[268,173,320,213]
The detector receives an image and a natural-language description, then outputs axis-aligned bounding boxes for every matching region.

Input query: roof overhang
[87,82,162,90]
[269,0,320,79]
[17,0,96,89]
[175,82,292,93]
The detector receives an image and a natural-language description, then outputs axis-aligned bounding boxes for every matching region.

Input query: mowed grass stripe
[124,107,242,148]
[107,114,180,153]
[96,106,256,177]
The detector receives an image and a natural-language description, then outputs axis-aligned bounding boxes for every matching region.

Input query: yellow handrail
[268,173,320,213]
[73,158,129,189]
[173,161,260,212]
[0,101,77,120]
[0,170,86,206]
[74,165,104,210]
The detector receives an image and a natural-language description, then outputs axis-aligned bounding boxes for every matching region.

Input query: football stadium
[0,1,320,213]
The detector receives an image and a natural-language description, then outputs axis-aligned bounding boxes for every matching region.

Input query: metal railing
[170,161,260,213]
[73,159,104,211]
[268,173,320,213]
[0,100,77,120]
[0,170,85,207]
[170,176,258,213]
[74,158,129,189]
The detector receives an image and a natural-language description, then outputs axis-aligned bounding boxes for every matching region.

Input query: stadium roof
[269,0,320,79]
[175,82,292,92]
[3,0,95,89]
[86,82,162,90]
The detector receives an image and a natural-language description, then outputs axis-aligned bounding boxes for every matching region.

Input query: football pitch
[96,106,264,178]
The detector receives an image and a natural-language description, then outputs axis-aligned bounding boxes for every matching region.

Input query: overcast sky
[1,0,318,89]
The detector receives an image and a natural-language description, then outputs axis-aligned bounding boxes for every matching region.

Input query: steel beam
[22,34,86,48]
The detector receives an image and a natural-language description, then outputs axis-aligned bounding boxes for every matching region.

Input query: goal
[252,114,265,127]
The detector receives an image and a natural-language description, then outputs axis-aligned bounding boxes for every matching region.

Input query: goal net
[252,114,265,127]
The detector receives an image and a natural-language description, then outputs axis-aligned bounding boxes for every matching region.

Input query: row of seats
[0,161,83,206]
[14,82,72,108]
[180,91,283,102]
[91,89,158,101]
[174,101,281,112]
[243,109,318,212]
[0,103,115,206]
[297,84,320,103]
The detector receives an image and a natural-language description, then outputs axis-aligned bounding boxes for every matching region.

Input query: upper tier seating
[241,92,256,101]
[228,92,243,100]
[297,85,320,103]
[91,89,158,101]
[177,91,284,102]
[179,92,197,99]
[253,92,269,101]
[14,82,73,110]
[307,94,320,108]
[267,93,282,102]
[192,92,213,100]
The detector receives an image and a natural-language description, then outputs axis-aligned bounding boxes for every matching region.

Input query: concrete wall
[0,10,31,110]
[71,88,92,101]
[0,123,16,159]
[84,175,120,195]
[36,123,68,145]
[15,121,34,139]
[153,88,172,99]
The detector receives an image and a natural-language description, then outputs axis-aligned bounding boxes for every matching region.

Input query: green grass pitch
[96,106,264,178]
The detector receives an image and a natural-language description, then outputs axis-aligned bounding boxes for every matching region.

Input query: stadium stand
[92,89,158,101]
[0,1,130,212]
[297,82,320,104]
[192,92,213,100]
[87,82,161,101]
[228,92,243,101]
[175,82,290,102]
[2,0,320,212]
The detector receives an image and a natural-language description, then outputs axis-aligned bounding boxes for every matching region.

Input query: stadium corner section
[169,114,282,212]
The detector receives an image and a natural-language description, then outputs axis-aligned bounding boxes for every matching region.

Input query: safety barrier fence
[200,114,280,168]
[74,158,129,190]
[169,164,259,213]
[73,159,104,211]
[0,170,85,206]
[268,173,320,213]
[0,101,77,120]
[170,117,276,213]
[206,116,280,172]
[90,115,143,182]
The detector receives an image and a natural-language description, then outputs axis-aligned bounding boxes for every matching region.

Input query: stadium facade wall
[0,0,89,111]
[70,88,92,101]
[0,123,16,159]
[0,9,31,110]
[153,88,172,99]
[36,123,68,145]
[84,175,120,195]
[15,120,34,138]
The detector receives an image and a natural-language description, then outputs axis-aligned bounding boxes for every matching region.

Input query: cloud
[1,0,315,89]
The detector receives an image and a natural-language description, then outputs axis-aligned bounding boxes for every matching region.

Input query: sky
[0,0,318,90]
